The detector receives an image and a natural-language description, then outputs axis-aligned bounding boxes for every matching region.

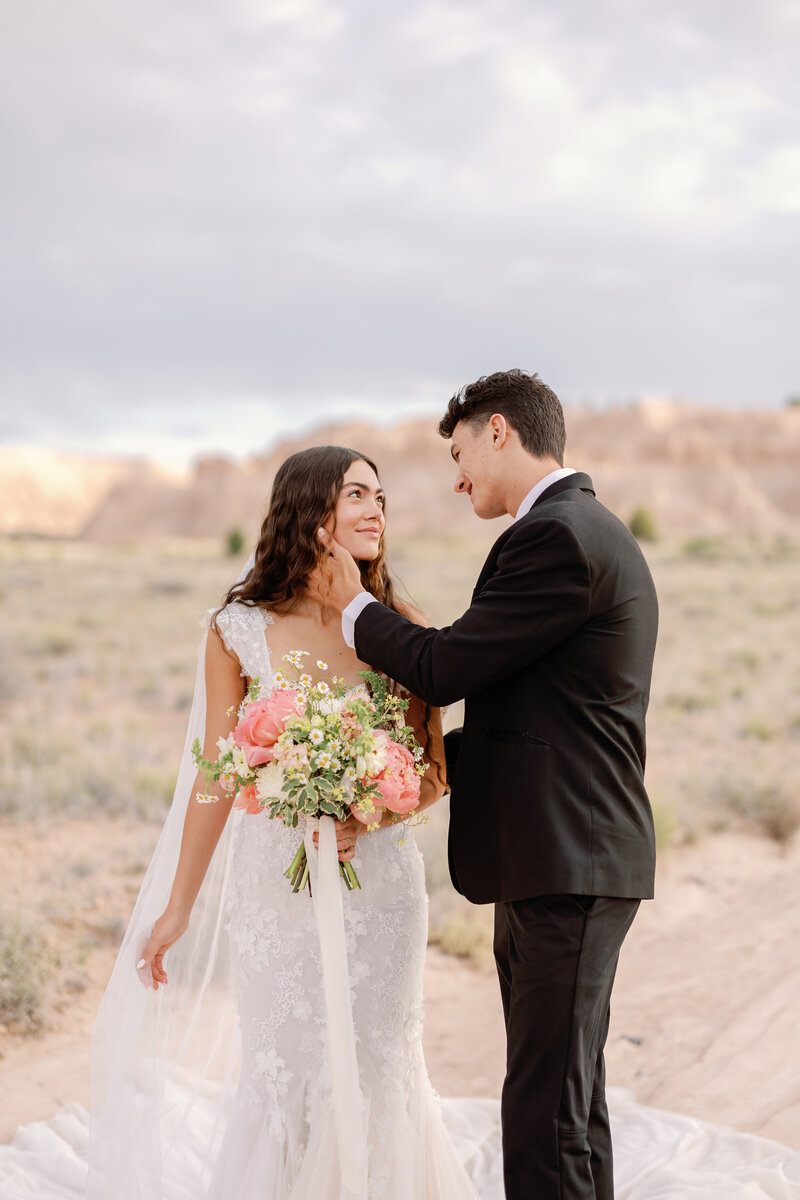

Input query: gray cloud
[1,0,798,458]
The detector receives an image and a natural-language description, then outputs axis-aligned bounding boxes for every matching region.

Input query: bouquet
[192,651,427,892]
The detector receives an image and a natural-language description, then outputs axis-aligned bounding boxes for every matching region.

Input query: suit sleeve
[354,517,591,706]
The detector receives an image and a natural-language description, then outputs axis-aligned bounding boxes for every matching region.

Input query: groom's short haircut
[438,369,566,464]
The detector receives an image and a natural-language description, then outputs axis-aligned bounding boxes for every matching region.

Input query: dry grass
[644,535,800,847]
[0,530,799,1014]
[0,909,48,1032]
[0,539,234,821]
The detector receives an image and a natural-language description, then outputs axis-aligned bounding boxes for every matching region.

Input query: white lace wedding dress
[203,602,481,1199]
[1,603,800,1199]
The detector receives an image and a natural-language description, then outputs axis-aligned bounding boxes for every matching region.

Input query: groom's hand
[310,528,366,613]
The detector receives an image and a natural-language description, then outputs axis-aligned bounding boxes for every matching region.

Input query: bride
[88,445,482,1200]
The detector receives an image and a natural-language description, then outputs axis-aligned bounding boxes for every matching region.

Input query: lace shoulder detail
[202,602,274,685]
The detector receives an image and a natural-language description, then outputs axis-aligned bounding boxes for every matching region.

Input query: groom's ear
[488,413,510,447]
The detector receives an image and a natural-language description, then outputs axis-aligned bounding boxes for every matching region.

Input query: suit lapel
[471,539,506,600]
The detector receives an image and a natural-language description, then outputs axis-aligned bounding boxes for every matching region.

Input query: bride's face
[328,460,386,561]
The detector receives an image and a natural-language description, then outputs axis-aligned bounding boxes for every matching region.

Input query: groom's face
[450,418,508,520]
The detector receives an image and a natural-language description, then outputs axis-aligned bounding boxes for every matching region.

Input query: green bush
[651,797,678,850]
[628,506,658,542]
[680,535,726,561]
[428,917,492,965]
[226,528,245,557]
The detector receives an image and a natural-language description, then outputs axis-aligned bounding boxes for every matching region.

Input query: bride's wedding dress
[202,604,480,1198]
[1,602,799,1199]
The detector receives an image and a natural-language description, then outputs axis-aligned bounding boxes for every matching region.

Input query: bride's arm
[399,694,446,816]
[332,697,445,861]
[137,627,245,989]
[394,605,447,816]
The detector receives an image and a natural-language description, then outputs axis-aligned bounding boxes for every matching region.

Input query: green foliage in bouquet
[191,652,427,895]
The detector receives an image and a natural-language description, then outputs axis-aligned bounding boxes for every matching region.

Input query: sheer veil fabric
[88,557,250,1198]
[88,612,241,1199]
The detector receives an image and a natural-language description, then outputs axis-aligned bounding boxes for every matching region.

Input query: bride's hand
[313,815,364,862]
[334,814,366,862]
[136,905,190,990]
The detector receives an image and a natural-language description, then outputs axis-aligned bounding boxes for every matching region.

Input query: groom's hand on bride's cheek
[311,528,365,612]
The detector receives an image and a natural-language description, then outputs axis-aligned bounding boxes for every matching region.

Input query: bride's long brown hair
[218,445,441,777]
[221,445,401,615]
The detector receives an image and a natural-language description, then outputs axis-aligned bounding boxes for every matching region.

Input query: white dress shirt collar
[514,467,577,522]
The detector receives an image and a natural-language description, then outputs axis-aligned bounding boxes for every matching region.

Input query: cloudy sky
[1,0,798,462]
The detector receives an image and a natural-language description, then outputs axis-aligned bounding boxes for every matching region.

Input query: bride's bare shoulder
[205,618,242,674]
[202,601,268,680]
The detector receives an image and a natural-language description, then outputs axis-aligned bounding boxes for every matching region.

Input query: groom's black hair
[438,369,566,464]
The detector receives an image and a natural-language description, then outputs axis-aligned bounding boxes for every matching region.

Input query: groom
[316,369,658,1200]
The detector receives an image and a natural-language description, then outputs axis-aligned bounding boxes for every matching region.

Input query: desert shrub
[428,917,492,965]
[740,719,774,741]
[728,650,761,673]
[628,506,658,542]
[34,629,77,657]
[147,578,189,595]
[134,679,163,701]
[759,795,800,844]
[745,787,800,845]
[0,739,175,819]
[664,690,717,713]
[131,766,176,819]
[226,528,245,556]
[62,854,95,880]
[651,797,678,850]
[680,535,727,562]
[762,535,800,563]
[713,778,799,845]
[0,908,47,1031]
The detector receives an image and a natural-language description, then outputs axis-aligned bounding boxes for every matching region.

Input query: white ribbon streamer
[304,816,368,1199]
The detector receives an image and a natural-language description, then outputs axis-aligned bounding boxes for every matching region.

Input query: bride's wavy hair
[222,444,400,617]
[220,446,443,782]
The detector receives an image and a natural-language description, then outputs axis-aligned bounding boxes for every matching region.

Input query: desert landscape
[1,403,800,1155]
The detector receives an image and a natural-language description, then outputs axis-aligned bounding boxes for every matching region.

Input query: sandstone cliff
[2,402,798,541]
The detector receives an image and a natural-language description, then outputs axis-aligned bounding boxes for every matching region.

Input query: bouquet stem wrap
[304,815,368,1199]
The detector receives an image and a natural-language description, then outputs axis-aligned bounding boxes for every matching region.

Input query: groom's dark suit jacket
[354,473,659,904]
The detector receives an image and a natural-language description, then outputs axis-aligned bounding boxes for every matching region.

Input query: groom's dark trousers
[494,894,639,1199]
[352,474,659,1199]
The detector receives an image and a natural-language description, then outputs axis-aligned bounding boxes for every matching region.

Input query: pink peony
[351,795,385,827]
[371,738,421,814]
[232,784,261,814]
[233,690,305,767]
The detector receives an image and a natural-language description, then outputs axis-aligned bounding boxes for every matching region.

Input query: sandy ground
[1,821,799,1149]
